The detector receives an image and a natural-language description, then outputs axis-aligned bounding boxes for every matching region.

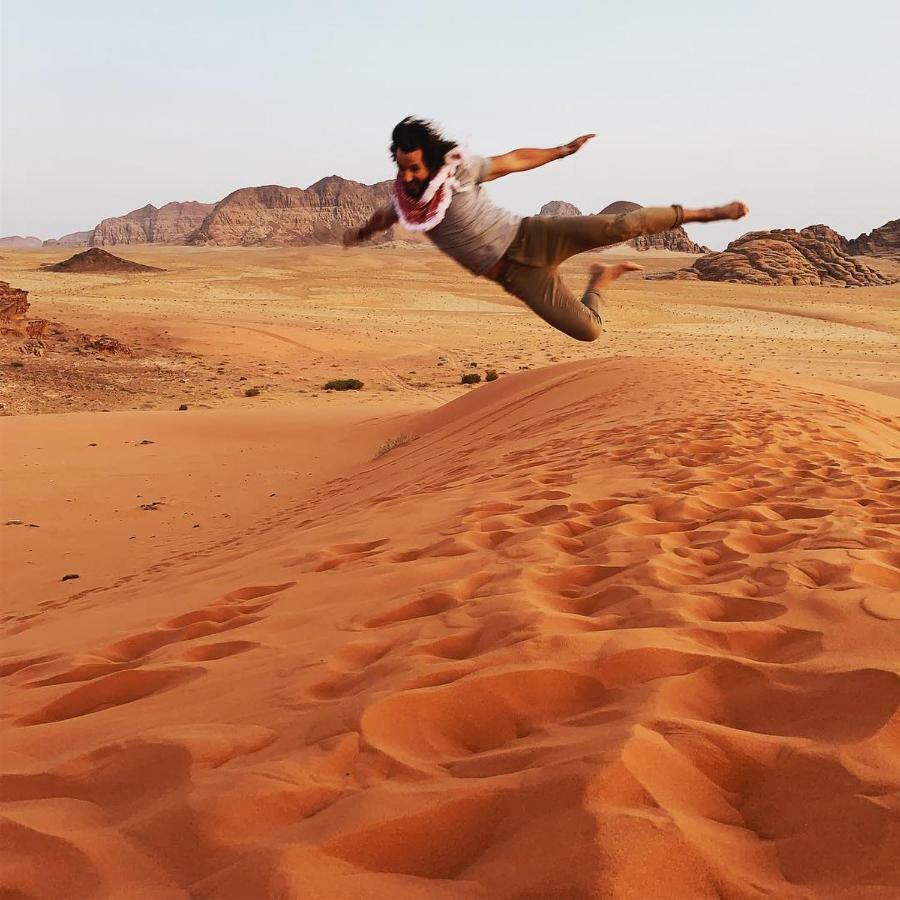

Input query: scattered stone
[61,573,79,581]
[178,404,189,411]
[140,501,164,510]
[4,519,23,526]
[138,439,155,445]
[81,334,130,353]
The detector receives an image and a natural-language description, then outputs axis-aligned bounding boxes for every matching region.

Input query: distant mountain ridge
[188,177,405,246]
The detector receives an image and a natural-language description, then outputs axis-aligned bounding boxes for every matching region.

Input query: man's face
[395,149,432,198]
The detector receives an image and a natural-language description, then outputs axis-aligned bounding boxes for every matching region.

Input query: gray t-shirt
[426,154,521,276]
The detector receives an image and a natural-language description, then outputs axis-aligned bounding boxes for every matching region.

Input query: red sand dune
[2,358,899,898]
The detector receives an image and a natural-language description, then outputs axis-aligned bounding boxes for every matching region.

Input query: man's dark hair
[390,117,457,171]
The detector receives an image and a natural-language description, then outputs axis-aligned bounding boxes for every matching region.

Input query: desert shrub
[460,373,481,385]
[485,369,498,381]
[324,378,364,391]
[375,433,416,457]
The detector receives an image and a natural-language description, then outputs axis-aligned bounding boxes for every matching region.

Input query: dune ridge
[2,358,899,898]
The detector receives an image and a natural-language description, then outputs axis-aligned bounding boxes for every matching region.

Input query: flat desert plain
[2,243,900,898]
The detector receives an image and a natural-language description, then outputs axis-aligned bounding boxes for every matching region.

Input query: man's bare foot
[684,201,749,224]
[587,261,643,292]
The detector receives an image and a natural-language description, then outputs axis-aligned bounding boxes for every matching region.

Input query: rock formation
[647,225,898,287]
[91,201,215,246]
[45,248,163,274]
[539,201,582,217]
[597,201,710,253]
[189,177,402,246]
[43,231,93,247]
[0,236,43,249]
[0,282,29,322]
[845,219,900,259]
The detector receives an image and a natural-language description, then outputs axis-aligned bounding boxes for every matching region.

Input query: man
[343,117,748,342]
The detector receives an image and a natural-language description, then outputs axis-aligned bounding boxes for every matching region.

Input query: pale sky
[2,0,898,250]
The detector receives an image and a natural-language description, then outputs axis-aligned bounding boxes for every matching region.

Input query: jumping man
[343,117,748,342]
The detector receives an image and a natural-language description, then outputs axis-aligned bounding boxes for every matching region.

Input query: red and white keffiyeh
[390,148,470,232]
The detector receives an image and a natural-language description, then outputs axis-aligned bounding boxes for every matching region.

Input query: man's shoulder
[458,153,490,184]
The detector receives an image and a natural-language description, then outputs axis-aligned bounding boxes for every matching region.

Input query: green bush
[485,369,499,382]
[461,373,481,385]
[324,378,364,391]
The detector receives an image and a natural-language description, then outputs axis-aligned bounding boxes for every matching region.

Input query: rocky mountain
[189,177,403,246]
[597,201,710,253]
[91,201,215,246]
[45,248,163,274]
[647,225,897,287]
[845,219,900,259]
[0,236,42,249]
[43,231,93,248]
[539,201,582,217]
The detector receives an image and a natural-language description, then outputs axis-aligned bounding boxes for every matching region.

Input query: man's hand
[559,133,596,158]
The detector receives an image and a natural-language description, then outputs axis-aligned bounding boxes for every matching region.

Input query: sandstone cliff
[0,236,42,249]
[539,201,582,217]
[91,201,215,246]
[189,177,407,246]
[45,248,163,274]
[845,219,900,259]
[597,201,710,253]
[647,225,897,287]
[0,282,29,321]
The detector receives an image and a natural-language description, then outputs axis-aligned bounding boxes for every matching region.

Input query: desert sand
[2,243,899,898]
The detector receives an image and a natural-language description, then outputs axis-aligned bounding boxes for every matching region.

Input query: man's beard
[402,177,430,199]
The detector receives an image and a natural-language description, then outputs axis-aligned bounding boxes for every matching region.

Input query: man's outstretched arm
[343,204,399,246]
[483,133,595,182]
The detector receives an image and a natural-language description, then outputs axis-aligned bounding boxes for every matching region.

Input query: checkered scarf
[390,148,470,232]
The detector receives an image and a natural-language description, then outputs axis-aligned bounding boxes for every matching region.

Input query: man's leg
[539,201,749,264]
[582,261,643,322]
[499,261,635,342]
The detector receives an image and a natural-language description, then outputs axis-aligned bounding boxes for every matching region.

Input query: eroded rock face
[846,219,900,259]
[0,236,42,249]
[539,201,582,217]
[45,248,163,274]
[190,177,399,246]
[91,201,215,246]
[597,201,709,254]
[44,231,93,247]
[0,282,29,321]
[647,225,898,287]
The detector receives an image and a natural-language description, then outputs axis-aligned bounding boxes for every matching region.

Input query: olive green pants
[496,205,684,341]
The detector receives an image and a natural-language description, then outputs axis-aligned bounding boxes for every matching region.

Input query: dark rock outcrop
[845,219,900,259]
[648,225,898,287]
[45,248,163,274]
